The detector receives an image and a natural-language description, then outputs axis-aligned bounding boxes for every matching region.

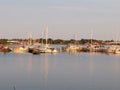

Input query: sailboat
[87,30,105,52]
[64,34,83,53]
[105,34,120,53]
[114,47,120,54]
[38,26,58,53]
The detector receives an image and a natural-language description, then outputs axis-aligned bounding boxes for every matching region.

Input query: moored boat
[114,47,120,54]
[32,48,41,54]
[63,44,83,53]
[87,44,105,52]
[12,46,28,53]
[105,45,118,53]
[0,45,11,52]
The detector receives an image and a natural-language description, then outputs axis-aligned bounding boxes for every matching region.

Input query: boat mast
[115,33,119,45]
[74,33,77,45]
[45,26,48,48]
[29,33,32,45]
[41,32,43,45]
[90,29,93,45]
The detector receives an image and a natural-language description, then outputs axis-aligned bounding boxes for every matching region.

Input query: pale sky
[0,0,120,40]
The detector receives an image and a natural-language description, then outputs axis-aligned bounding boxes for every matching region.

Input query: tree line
[0,38,115,45]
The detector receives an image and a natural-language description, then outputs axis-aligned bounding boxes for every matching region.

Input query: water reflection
[1,52,120,90]
[16,54,33,74]
[112,59,120,88]
[89,56,95,77]
[104,52,120,56]
[40,54,49,81]
[26,55,33,74]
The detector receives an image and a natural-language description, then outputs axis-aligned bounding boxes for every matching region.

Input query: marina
[0,44,120,55]
[1,0,120,90]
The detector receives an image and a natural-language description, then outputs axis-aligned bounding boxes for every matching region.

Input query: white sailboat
[105,45,117,53]
[114,33,120,54]
[105,34,120,53]
[40,26,58,53]
[114,47,120,54]
[87,29,105,52]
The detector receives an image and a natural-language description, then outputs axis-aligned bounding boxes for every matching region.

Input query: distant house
[7,40,20,44]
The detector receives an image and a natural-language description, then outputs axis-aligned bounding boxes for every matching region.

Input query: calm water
[0,52,120,90]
